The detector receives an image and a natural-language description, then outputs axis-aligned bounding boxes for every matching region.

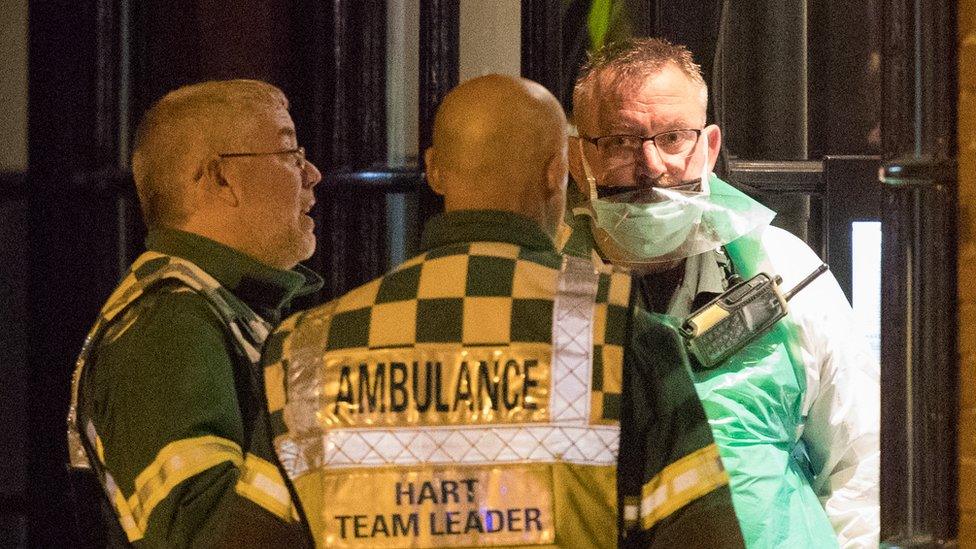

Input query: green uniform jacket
[262,211,743,548]
[75,229,321,547]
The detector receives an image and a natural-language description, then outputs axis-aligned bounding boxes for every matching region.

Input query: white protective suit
[760,225,880,548]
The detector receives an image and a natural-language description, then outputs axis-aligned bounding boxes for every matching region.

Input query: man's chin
[271,232,316,270]
[289,242,314,266]
[299,231,317,260]
[597,246,684,274]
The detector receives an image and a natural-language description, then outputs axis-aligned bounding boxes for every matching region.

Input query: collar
[420,210,558,254]
[145,228,323,318]
[659,248,730,317]
[687,247,730,296]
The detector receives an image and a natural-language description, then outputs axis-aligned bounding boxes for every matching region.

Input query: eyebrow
[278,127,298,147]
[602,122,645,135]
[614,123,645,134]
[605,120,696,136]
[599,115,645,134]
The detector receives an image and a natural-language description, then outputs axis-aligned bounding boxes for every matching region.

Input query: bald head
[425,74,569,239]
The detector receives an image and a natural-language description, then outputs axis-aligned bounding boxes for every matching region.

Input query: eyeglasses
[218,146,307,171]
[580,129,702,160]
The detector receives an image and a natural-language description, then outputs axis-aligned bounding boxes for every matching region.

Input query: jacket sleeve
[619,307,745,549]
[89,288,309,548]
[765,228,881,548]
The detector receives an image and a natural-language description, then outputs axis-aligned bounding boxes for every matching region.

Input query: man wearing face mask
[565,38,880,548]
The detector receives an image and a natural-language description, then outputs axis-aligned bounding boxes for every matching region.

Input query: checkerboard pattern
[321,242,562,350]
[591,266,630,423]
[271,241,632,426]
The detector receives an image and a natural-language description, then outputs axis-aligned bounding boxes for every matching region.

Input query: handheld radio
[680,264,829,369]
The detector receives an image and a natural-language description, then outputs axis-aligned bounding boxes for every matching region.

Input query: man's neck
[635,260,686,314]
[177,218,276,270]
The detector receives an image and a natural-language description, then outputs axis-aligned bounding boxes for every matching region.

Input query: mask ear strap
[700,131,711,194]
[578,139,600,202]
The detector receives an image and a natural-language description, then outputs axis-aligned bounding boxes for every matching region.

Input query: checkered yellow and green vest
[66,251,296,543]
[264,241,632,548]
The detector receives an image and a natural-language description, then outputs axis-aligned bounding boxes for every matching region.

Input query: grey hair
[572,37,708,132]
[130,79,287,228]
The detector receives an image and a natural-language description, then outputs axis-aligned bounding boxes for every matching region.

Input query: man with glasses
[565,38,879,547]
[67,79,321,546]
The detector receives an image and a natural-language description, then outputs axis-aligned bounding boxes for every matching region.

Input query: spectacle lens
[595,129,700,160]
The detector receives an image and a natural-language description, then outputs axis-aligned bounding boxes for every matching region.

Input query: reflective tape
[128,436,244,531]
[81,421,143,542]
[550,255,599,424]
[107,469,143,542]
[115,435,296,533]
[235,453,296,521]
[641,444,729,530]
[264,362,287,414]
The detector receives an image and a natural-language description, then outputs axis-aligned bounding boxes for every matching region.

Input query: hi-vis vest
[263,241,632,548]
[66,252,297,543]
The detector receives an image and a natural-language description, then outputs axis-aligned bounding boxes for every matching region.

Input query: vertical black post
[0,171,28,546]
[521,0,563,99]
[720,0,811,242]
[879,0,958,545]
[28,0,130,545]
[288,0,389,301]
[653,0,720,92]
[417,0,458,227]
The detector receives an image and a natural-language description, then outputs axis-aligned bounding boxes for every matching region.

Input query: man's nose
[637,141,668,181]
[304,160,323,188]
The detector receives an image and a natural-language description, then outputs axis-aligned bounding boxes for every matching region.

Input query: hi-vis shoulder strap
[67,251,270,471]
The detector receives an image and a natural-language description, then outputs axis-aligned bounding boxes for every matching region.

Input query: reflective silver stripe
[230,321,262,363]
[78,420,144,542]
[277,423,619,478]
[105,467,142,541]
[550,255,600,424]
[277,303,340,479]
[66,356,92,469]
[235,453,296,521]
[641,443,729,529]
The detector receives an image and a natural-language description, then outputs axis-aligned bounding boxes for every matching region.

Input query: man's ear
[424,147,445,196]
[200,158,241,206]
[567,136,588,194]
[704,124,722,173]
[545,148,569,195]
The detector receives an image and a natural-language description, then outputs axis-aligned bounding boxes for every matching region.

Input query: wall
[459,0,520,83]
[960,0,976,544]
[0,0,27,171]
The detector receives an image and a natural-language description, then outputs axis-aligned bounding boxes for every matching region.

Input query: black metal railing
[880,158,958,546]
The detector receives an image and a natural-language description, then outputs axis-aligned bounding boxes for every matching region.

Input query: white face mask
[576,138,712,264]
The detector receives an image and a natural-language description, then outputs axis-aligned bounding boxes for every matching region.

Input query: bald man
[260,74,743,548]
